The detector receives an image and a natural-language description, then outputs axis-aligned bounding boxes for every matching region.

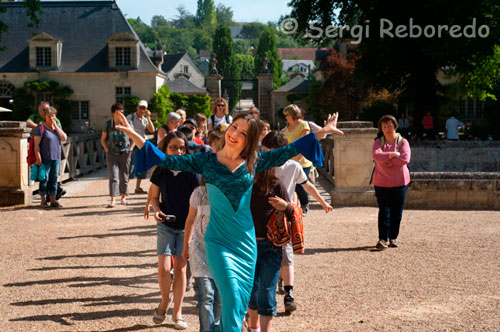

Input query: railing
[29,133,106,187]
[318,135,335,184]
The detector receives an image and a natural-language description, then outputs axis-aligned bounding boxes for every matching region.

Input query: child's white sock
[250,327,260,332]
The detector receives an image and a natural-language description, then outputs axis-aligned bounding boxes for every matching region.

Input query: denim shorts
[248,239,283,316]
[157,222,185,257]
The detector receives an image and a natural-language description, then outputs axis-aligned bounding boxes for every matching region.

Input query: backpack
[369,133,403,185]
[267,202,305,254]
[27,125,45,166]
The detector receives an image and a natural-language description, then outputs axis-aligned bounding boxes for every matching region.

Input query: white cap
[138,100,148,108]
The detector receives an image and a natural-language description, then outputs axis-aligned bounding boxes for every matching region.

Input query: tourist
[34,106,67,208]
[194,113,208,143]
[176,109,187,123]
[372,115,411,250]
[27,101,66,200]
[262,130,333,314]
[183,118,204,145]
[282,104,313,215]
[247,156,293,332]
[398,113,410,139]
[445,113,460,141]
[183,177,222,332]
[149,131,199,330]
[422,111,434,140]
[127,100,155,194]
[100,102,131,207]
[208,98,232,131]
[157,111,181,145]
[248,106,260,118]
[114,110,343,332]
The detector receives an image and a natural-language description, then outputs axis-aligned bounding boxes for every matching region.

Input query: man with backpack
[127,100,155,194]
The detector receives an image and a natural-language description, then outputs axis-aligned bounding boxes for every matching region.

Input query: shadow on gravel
[29,262,157,271]
[57,229,156,240]
[62,206,145,217]
[37,249,155,261]
[4,272,157,288]
[11,292,160,307]
[303,246,374,255]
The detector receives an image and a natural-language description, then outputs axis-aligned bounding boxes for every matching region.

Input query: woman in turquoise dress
[115,111,342,332]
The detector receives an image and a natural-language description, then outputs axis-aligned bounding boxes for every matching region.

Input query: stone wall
[409,141,500,172]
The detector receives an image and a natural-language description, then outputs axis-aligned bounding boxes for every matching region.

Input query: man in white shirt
[127,100,155,193]
[445,113,460,141]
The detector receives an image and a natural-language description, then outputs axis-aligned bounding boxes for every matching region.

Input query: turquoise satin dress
[135,132,323,332]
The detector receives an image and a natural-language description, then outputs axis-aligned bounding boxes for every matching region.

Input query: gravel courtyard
[1,172,499,332]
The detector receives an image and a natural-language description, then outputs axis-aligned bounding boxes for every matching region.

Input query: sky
[115,0,293,25]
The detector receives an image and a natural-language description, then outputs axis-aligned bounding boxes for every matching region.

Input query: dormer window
[36,47,52,67]
[115,47,131,67]
[108,33,139,70]
[28,32,62,71]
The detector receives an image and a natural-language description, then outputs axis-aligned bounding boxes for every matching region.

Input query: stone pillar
[257,74,274,125]
[205,74,222,102]
[330,121,378,206]
[0,121,32,206]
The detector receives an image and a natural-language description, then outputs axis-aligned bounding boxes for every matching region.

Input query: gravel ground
[1,173,499,332]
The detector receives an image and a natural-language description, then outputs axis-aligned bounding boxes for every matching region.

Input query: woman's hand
[35,153,42,166]
[389,152,401,158]
[144,205,150,220]
[323,113,344,135]
[268,196,289,211]
[153,210,166,223]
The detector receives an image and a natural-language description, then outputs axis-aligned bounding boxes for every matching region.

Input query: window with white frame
[0,81,15,97]
[36,47,52,67]
[115,87,131,103]
[459,98,484,120]
[72,101,89,120]
[115,47,131,66]
[183,65,189,73]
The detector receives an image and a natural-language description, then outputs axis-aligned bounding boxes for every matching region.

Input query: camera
[161,214,176,223]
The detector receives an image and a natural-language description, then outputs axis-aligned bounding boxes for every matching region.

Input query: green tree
[240,22,267,39]
[235,54,255,80]
[192,29,213,53]
[213,25,239,110]
[215,4,234,27]
[254,28,283,89]
[151,15,168,28]
[149,85,174,126]
[128,17,155,45]
[234,39,252,54]
[196,0,216,32]
[289,0,500,128]
[173,5,196,30]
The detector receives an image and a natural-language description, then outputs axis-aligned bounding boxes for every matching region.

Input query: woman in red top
[371,115,411,250]
[422,111,434,139]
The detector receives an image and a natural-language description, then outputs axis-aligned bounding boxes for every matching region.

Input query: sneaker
[40,201,50,208]
[152,307,166,324]
[50,201,63,208]
[375,239,388,251]
[389,239,399,248]
[284,294,297,312]
[277,277,285,295]
[301,204,309,217]
[172,317,188,330]
[55,188,67,201]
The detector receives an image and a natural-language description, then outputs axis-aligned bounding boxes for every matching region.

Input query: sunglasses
[139,106,146,109]
[168,145,186,152]
[217,104,225,107]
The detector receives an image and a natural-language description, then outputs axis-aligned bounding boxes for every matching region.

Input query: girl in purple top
[34,107,67,208]
[371,115,411,250]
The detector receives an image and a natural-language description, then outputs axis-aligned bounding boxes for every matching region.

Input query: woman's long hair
[218,113,262,175]
[254,147,279,195]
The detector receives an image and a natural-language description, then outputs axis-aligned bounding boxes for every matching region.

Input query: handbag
[30,163,47,182]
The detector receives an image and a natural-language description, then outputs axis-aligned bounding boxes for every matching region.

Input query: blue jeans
[39,160,59,195]
[374,185,408,241]
[195,277,221,332]
[248,239,283,316]
[295,166,311,207]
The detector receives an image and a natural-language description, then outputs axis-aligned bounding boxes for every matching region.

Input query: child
[183,178,222,332]
[149,132,200,330]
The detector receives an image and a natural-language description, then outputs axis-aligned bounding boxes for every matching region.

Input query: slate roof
[161,53,186,73]
[0,1,160,73]
[273,75,312,94]
[164,77,207,95]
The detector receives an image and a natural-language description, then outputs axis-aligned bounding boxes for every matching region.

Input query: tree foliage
[213,25,240,110]
[196,0,216,32]
[289,0,500,124]
[215,4,234,27]
[254,28,283,89]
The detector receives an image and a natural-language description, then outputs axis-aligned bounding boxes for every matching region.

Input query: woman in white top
[207,97,233,131]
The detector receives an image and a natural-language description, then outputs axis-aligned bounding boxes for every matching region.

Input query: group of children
[117,101,340,332]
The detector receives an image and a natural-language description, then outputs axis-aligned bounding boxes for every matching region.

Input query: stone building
[0,1,206,132]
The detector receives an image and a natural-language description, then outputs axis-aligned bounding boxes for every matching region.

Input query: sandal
[152,307,166,324]
[135,188,146,194]
[172,317,188,330]
[120,198,127,205]
[106,201,116,208]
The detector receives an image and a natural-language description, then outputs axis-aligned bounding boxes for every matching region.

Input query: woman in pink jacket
[371,115,411,250]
